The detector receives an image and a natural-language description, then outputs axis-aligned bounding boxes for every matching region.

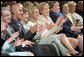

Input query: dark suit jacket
[50,11,60,23]
[50,11,71,33]
[7,18,35,41]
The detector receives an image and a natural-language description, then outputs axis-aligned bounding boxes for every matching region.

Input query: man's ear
[12,10,16,15]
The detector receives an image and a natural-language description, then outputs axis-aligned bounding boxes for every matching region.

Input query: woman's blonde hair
[29,7,39,21]
[38,2,49,14]
[23,7,29,14]
[23,2,39,21]
[33,2,39,8]
[23,1,33,13]
[67,1,77,7]
[23,1,34,20]
[23,1,33,8]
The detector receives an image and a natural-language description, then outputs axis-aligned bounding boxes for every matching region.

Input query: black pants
[33,44,58,56]
[15,44,58,56]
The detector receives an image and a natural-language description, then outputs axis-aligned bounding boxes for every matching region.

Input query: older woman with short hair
[67,1,83,27]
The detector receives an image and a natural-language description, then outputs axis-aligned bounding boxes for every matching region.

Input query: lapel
[67,14,76,26]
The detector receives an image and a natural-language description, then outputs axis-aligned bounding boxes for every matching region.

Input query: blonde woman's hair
[38,2,49,14]
[23,7,29,13]
[23,1,39,21]
[23,1,33,19]
[67,1,77,7]
[33,2,39,8]
[23,1,33,9]
[29,7,39,21]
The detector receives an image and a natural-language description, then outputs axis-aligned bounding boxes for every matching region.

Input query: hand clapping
[30,24,38,34]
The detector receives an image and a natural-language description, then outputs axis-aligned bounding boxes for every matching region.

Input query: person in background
[1,1,17,9]
[33,1,39,8]
[67,1,83,27]
[76,1,83,17]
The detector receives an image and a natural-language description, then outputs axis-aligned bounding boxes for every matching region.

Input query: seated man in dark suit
[5,3,37,41]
